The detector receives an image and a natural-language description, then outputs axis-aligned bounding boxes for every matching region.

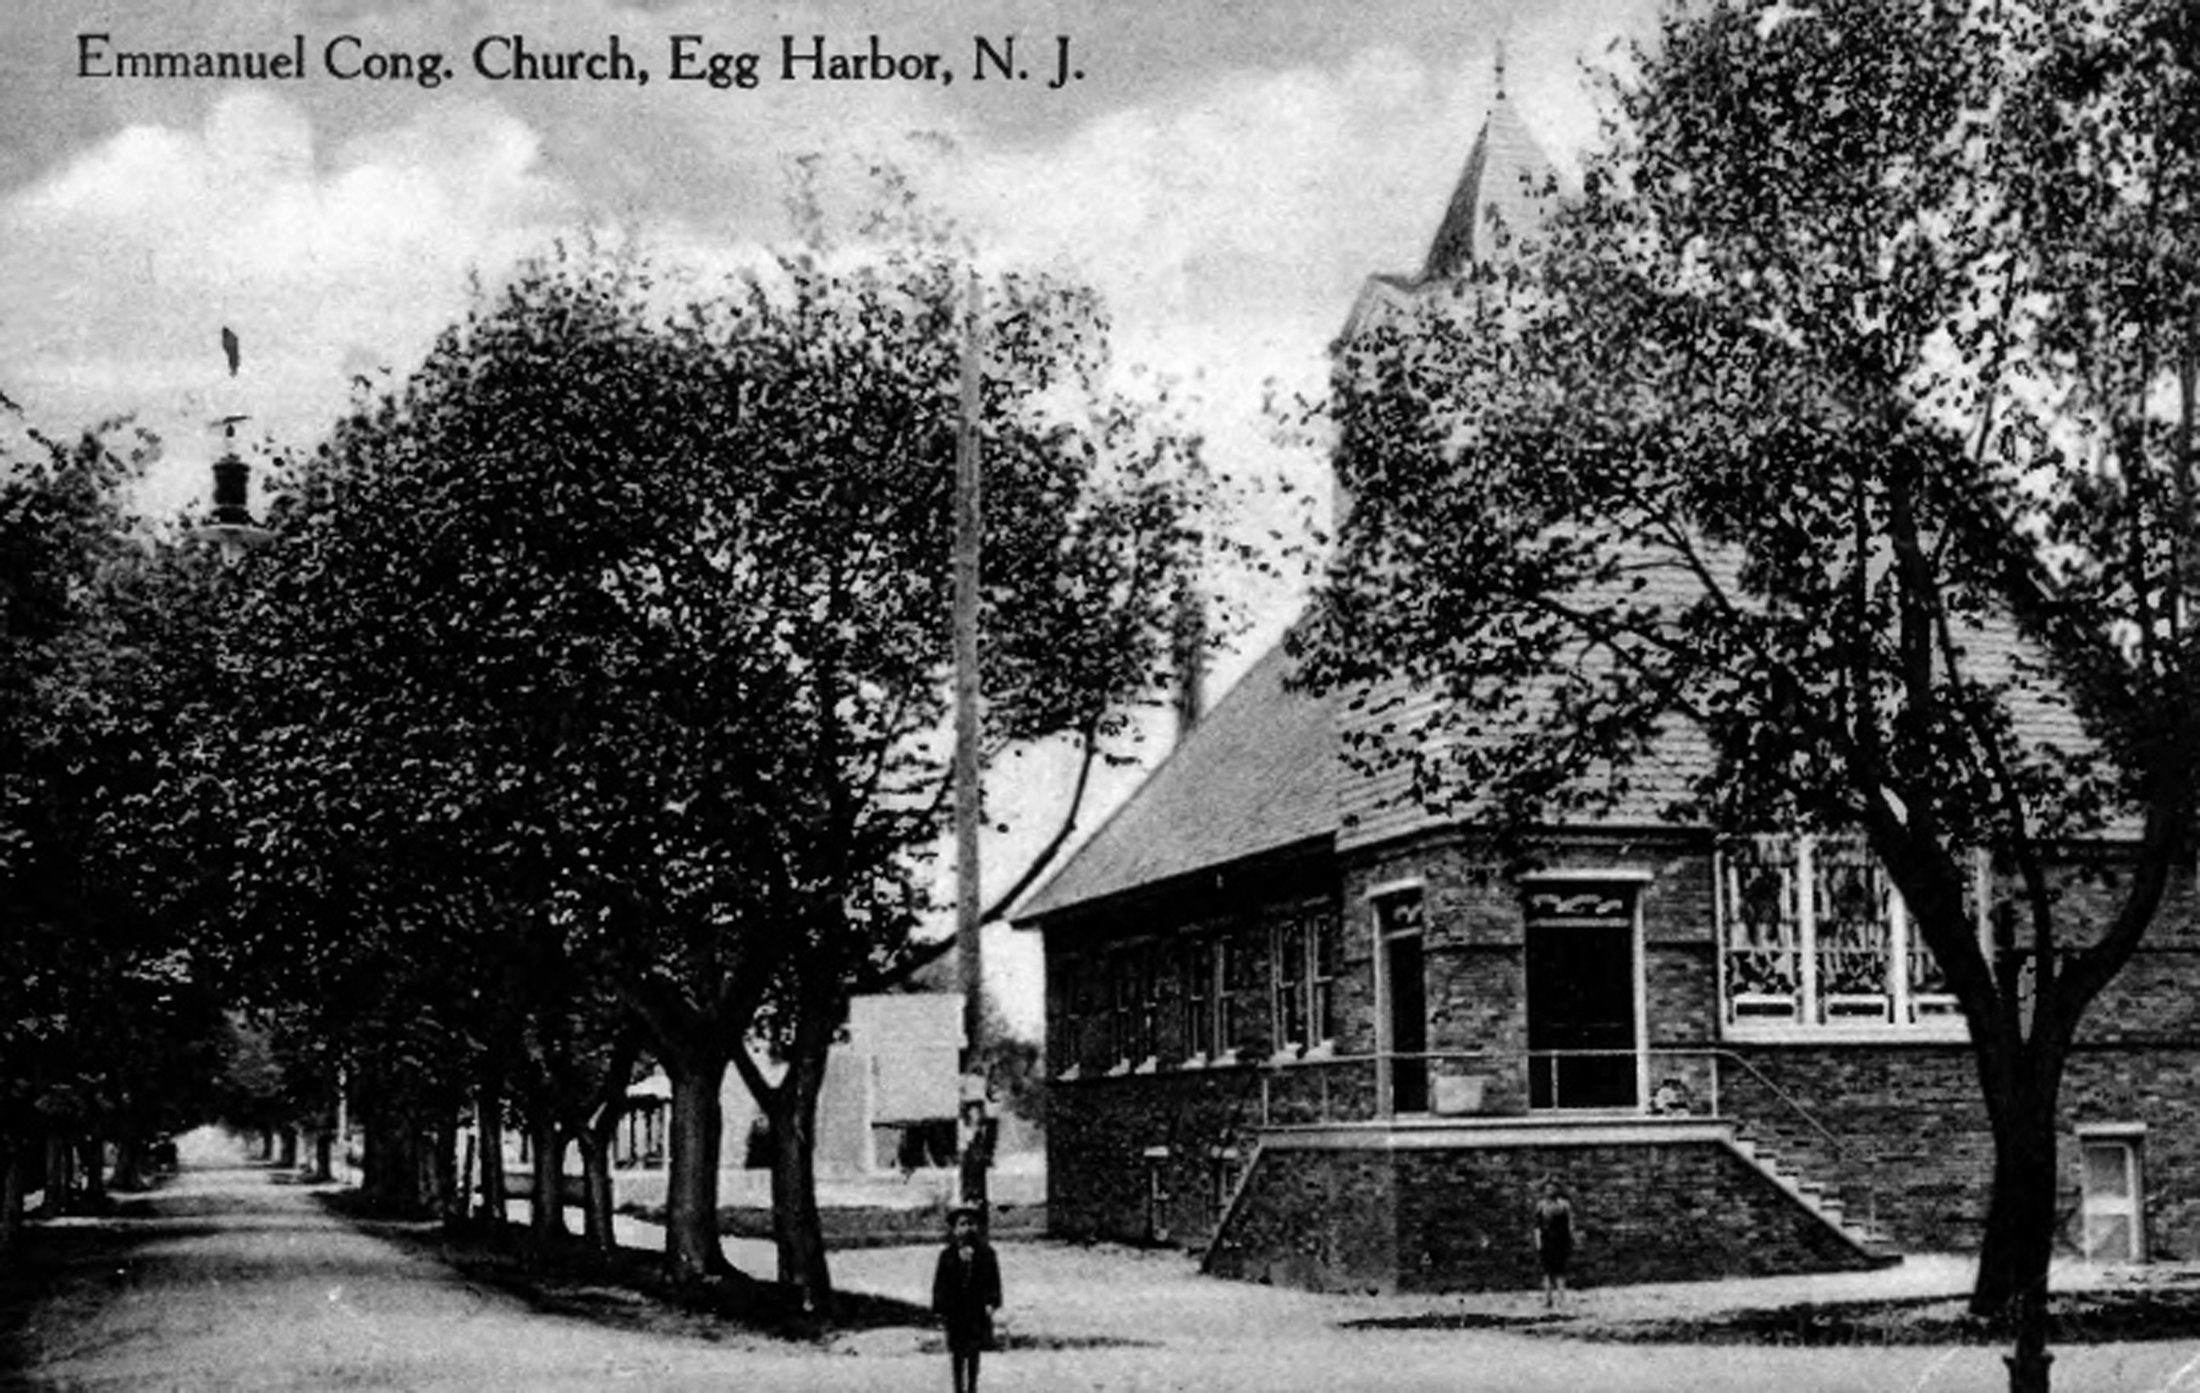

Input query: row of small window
[1052,916,1343,1076]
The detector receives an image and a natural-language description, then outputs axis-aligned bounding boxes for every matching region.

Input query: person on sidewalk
[931,1203,1002,1393]
[1533,1180,1575,1309]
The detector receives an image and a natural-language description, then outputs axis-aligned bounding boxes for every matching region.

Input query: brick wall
[1717,1045,2200,1258]
[1039,829,2200,1264]
[1716,1047,1989,1250]
[1047,1062,1389,1245]
[1203,1146,1399,1292]
[1206,1135,1878,1293]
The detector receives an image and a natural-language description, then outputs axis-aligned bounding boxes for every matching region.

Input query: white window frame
[1270,919,1309,1057]
[1051,950,1085,1080]
[1716,835,1973,1043]
[1180,937,1219,1066]
[2077,1122,2147,1263]
[1370,885,1428,1116]
[1107,941,1159,1074]
[1267,914,1341,1060]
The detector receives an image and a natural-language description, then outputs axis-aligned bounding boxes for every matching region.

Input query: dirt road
[6,1158,844,1391]
[9,1150,2200,1391]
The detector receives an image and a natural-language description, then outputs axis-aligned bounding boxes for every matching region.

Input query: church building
[1012,75,2200,1294]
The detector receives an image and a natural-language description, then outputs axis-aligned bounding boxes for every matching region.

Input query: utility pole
[953,270,991,1217]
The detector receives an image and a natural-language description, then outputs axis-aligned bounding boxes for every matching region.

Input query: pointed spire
[1416,48,1558,281]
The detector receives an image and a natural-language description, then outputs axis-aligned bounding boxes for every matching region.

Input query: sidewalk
[604,1200,2200,1355]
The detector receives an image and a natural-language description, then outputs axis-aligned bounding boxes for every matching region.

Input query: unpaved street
[10,1153,2200,1391]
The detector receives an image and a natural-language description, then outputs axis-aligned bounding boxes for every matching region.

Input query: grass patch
[1353,1284,2200,1346]
[603,1196,1048,1250]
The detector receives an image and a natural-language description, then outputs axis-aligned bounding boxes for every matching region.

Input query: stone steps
[1729,1132,1900,1262]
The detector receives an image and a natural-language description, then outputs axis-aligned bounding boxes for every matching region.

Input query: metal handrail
[1698,1048,1845,1158]
[1098,1042,1885,1254]
[1206,1044,1877,1236]
[1697,1047,1877,1234]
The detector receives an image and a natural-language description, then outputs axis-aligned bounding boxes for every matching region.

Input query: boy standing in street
[931,1203,1002,1393]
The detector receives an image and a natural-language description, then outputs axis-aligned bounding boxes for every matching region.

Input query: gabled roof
[1013,641,1340,921]
[1013,576,2103,923]
[1015,76,2110,928]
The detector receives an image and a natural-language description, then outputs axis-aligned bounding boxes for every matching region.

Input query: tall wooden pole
[954,271,990,1214]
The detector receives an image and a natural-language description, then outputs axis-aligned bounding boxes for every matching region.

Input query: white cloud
[0,89,579,513]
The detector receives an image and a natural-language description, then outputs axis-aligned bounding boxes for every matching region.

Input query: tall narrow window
[1311,914,1341,1047]
[1271,920,1308,1053]
[1374,890,1429,1114]
[1048,952,1079,1075]
[1137,943,1161,1065]
[1221,930,1261,1057]
[1076,958,1106,1069]
[1110,947,1152,1068]
[1720,836,1803,1022]
[1266,915,1342,1055]
[1181,939,1216,1062]
[1814,841,1893,1023]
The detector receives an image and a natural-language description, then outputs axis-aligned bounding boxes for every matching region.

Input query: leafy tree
[0,416,188,1235]
[688,180,1226,1312]
[1294,3,2200,1388]
[239,159,1229,1305]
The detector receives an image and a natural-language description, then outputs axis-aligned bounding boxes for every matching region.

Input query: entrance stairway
[1727,1128,1901,1264]
[1200,1113,1902,1293]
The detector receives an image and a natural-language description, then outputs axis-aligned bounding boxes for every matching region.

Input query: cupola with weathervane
[198,324,271,558]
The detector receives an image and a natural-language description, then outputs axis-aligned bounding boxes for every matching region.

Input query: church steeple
[1332,50,1569,530]
[1417,49,1557,281]
[1338,50,1565,345]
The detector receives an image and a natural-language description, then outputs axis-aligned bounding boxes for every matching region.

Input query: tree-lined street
[8,1140,2200,1392]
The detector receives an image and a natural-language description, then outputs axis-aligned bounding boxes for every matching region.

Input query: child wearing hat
[931,1203,1003,1392]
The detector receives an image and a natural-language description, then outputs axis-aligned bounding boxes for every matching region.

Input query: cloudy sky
[1,0,1656,1023]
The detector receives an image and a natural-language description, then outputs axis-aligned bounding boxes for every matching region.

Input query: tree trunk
[278,1128,299,1169]
[111,1132,148,1192]
[429,1119,460,1222]
[770,977,844,1311]
[576,1127,616,1255]
[1969,1043,2063,1393]
[459,1132,476,1222]
[528,1120,568,1250]
[664,1056,728,1282]
[365,1117,425,1216]
[311,1131,334,1184]
[365,1121,390,1208]
[78,1136,106,1212]
[477,1088,507,1227]
[768,1010,836,1315]
[0,1142,26,1252]
[39,1133,75,1217]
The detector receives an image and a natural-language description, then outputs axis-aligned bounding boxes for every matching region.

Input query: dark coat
[931,1239,1003,1351]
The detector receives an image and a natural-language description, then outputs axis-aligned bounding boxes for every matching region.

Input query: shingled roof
[1013,575,2102,922]
[1014,74,2106,926]
[1013,641,1340,921]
